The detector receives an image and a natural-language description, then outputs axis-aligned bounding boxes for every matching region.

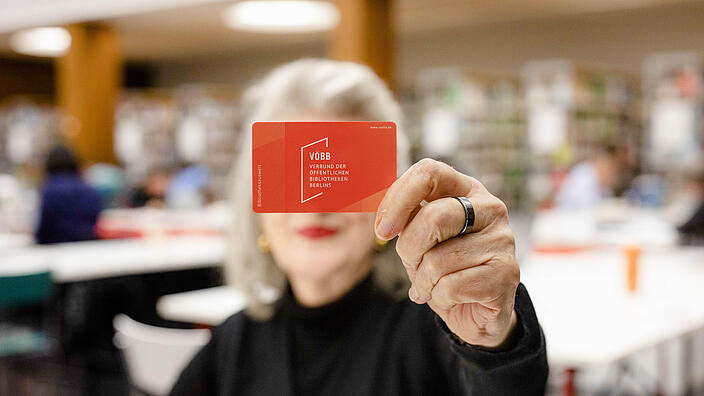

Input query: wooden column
[329,0,394,89]
[56,23,121,165]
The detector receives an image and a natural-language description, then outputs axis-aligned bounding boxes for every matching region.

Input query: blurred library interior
[1,0,704,395]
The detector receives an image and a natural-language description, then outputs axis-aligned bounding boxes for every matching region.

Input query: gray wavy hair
[227,58,411,320]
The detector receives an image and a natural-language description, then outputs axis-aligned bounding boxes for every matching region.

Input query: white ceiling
[0,0,700,61]
[0,0,226,33]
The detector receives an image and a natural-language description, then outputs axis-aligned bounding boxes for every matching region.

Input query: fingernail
[376,217,393,240]
[409,286,419,302]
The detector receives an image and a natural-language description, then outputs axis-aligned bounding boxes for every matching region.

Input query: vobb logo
[309,152,331,160]
[301,137,328,203]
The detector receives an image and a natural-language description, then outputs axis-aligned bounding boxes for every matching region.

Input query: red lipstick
[297,226,339,239]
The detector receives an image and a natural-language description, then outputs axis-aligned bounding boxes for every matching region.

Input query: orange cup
[623,245,642,293]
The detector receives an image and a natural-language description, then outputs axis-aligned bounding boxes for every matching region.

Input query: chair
[0,269,54,394]
[0,269,53,356]
[0,270,52,306]
[113,314,210,396]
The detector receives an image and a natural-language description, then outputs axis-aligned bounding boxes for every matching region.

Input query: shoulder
[75,179,101,197]
[208,310,279,357]
[42,175,89,194]
[211,310,255,344]
[41,178,62,195]
[195,311,253,374]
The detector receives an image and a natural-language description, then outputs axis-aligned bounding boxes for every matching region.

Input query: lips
[296,226,339,239]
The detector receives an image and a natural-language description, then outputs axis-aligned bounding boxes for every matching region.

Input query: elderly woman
[171,59,547,396]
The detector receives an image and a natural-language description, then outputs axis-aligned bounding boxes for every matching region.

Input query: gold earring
[257,234,270,253]
[373,237,388,252]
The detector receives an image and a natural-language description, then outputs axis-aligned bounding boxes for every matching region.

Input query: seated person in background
[555,146,621,209]
[679,170,704,243]
[35,144,103,244]
[171,59,547,396]
[166,164,210,209]
[84,163,126,208]
[680,202,704,235]
[127,167,171,208]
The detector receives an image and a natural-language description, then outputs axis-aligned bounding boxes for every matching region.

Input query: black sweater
[170,276,548,396]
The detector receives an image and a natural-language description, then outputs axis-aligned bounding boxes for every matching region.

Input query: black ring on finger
[453,196,474,237]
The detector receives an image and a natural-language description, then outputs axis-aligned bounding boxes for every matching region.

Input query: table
[522,247,704,367]
[531,207,680,250]
[157,286,246,325]
[0,235,226,283]
[521,246,704,394]
[0,233,32,252]
[96,206,228,239]
[0,251,50,276]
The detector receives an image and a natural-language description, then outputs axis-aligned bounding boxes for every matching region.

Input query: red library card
[252,121,396,213]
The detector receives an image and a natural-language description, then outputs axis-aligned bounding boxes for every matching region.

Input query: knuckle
[498,228,516,251]
[413,158,445,181]
[498,258,520,291]
[411,159,432,177]
[422,250,443,284]
[414,266,428,288]
[417,157,439,170]
[411,159,457,199]
[505,259,520,282]
[425,202,446,223]
[465,175,487,193]
[499,201,509,219]
[414,268,433,299]
[424,205,451,243]
[466,175,482,187]
[492,198,509,219]
[485,196,509,226]
[431,288,453,310]
[395,239,414,267]
[408,164,433,190]
[428,226,444,246]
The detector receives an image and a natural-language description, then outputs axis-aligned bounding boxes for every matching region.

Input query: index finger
[375,158,482,240]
